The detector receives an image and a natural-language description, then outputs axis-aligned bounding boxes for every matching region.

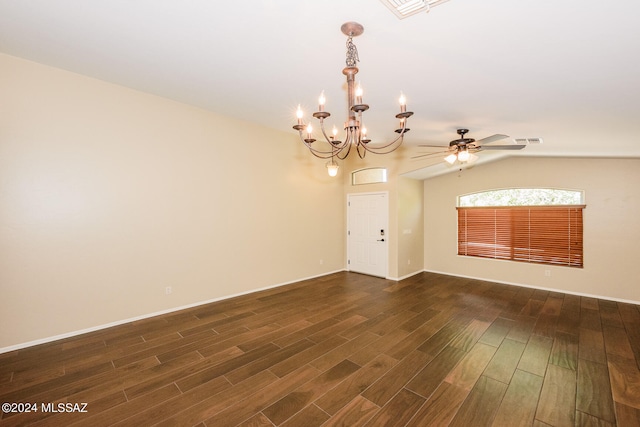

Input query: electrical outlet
[407,259,411,265]
[544,270,551,277]
[165,286,172,295]
[319,259,324,265]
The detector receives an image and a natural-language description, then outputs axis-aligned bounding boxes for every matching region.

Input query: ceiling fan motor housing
[450,139,475,148]
[450,128,475,147]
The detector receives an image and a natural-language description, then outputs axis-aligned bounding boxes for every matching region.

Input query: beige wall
[423,156,640,303]
[4,51,635,351]
[0,54,345,350]
[397,176,424,277]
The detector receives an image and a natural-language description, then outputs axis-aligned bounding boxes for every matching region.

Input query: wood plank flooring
[1,271,639,426]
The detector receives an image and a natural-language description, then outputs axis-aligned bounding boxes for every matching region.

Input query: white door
[347,192,388,278]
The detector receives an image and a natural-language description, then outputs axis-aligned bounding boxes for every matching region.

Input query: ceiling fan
[412,128,526,164]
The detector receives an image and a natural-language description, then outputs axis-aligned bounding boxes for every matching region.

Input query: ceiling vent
[513,137,543,144]
[379,0,451,19]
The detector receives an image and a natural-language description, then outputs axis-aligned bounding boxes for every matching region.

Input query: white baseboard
[387,270,424,281]
[6,268,635,354]
[0,269,345,355]
[423,269,640,305]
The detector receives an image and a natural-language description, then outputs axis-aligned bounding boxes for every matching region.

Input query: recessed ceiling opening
[379,0,451,19]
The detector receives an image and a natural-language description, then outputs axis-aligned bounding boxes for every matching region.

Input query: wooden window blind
[457,206,584,267]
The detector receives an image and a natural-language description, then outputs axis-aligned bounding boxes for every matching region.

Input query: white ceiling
[1,0,639,178]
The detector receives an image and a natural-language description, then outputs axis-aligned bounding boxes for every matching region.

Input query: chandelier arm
[360,139,404,155]
[337,143,351,160]
[318,118,346,150]
[336,130,354,160]
[362,134,404,152]
[297,132,346,159]
[357,143,367,158]
[358,127,406,153]
[331,143,349,159]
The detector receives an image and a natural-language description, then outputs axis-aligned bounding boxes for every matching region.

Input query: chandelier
[293,22,414,176]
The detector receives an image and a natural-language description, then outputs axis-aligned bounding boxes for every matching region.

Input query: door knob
[377,238,385,242]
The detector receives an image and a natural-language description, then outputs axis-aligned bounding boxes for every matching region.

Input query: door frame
[346,191,389,278]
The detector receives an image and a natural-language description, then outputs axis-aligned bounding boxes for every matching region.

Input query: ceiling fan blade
[477,144,526,151]
[475,134,509,145]
[417,144,449,148]
[411,151,449,159]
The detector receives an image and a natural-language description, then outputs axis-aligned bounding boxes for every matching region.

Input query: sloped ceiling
[1,0,639,178]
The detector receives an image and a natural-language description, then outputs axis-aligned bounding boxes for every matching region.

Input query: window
[457,189,585,268]
[458,188,582,207]
[351,168,387,185]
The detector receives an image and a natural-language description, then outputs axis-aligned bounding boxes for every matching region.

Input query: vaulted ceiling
[2,0,639,178]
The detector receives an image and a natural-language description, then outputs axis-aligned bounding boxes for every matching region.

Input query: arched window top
[458,188,584,207]
[351,167,387,185]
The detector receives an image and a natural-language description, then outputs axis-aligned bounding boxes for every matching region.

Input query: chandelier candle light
[293,22,414,176]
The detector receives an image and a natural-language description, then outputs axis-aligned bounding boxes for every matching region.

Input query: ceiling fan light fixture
[445,153,457,164]
[457,148,470,162]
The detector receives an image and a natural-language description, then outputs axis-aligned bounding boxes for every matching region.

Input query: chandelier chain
[345,36,359,68]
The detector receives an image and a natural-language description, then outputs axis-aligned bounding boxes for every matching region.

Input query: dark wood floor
[1,272,639,426]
